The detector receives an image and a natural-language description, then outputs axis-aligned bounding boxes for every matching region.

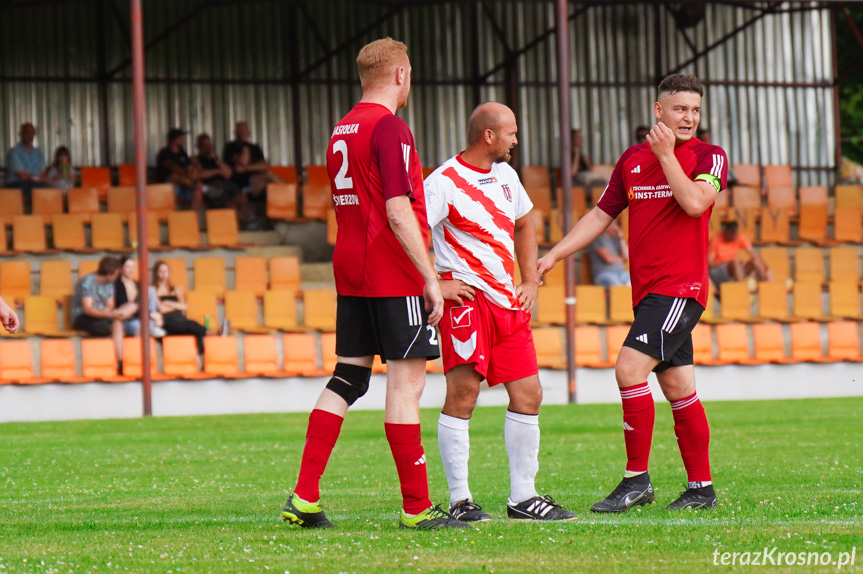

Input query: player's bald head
[467,102,515,146]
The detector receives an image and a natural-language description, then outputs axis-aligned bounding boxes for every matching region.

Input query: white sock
[438,413,472,507]
[504,410,539,504]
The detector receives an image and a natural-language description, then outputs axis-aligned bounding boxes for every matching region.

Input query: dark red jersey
[597,138,728,309]
[327,102,427,297]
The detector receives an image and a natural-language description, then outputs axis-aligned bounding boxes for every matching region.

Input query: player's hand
[0,298,20,334]
[423,279,444,327]
[537,253,558,280]
[439,279,475,306]
[515,280,539,313]
[646,122,676,160]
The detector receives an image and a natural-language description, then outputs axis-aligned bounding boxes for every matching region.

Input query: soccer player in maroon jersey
[281,38,467,530]
[538,74,728,511]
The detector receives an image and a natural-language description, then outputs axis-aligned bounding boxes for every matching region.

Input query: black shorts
[622,294,704,372]
[335,295,441,362]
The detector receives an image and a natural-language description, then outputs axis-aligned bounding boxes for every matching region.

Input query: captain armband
[694,173,721,193]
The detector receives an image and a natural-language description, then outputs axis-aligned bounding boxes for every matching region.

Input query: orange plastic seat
[533,327,565,369]
[51,214,87,251]
[167,211,202,248]
[269,256,301,292]
[758,208,791,244]
[608,285,633,323]
[574,326,611,367]
[146,184,176,221]
[303,289,337,330]
[0,189,24,227]
[67,187,100,223]
[224,290,268,332]
[193,257,226,298]
[529,210,546,246]
[122,338,160,379]
[731,186,762,210]
[789,322,829,362]
[206,209,239,247]
[828,281,862,319]
[267,183,299,221]
[691,324,717,365]
[555,185,587,215]
[32,188,64,219]
[243,333,289,377]
[833,207,862,243]
[797,191,828,244]
[79,167,111,200]
[39,260,72,302]
[269,165,298,184]
[826,321,863,361]
[828,246,859,283]
[127,212,162,249]
[319,332,338,373]
[22,295,65,335]
[77,259,100,279]
[118,163,136,186]
[729,207,757,242]
[107,187,136,222]
[539,263,565,288]
[719,281,754,321]
[606,324,629,365]
[81,338,132,382]
[13,215,49,252]
[732,164,761,188]
[326,208,337,245]
[575,285,607,325]
[766,185,796,215]
[39,339,86,382]
[184,290,218,327]
[535,286,564,326]
[0,340,45,384]
[282,332,322,376]
[162,336,208,379]
[764,164,793,189]
[0,261,31,303]
[757,282,790,321]
[161,258,189,291]
[752,323,790,363]
[91,213,126,251]
[371,355,387,375]
[759,247,790,282]
[263,289,299,330]
[794,247,824,283]
[792,282,826,320]
[203,335,245,378]
[521,166,552,216]
[715,323,756,364]
[835,184,862,209]
[302,165,331,220]
[548,207,582,244]
[233,256,267,297]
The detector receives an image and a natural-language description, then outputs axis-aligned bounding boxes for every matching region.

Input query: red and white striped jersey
[425,154,533,310]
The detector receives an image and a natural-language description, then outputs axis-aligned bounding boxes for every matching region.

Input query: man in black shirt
[222,121,281,200]
[193,133,251,226]
[156,128,203,210]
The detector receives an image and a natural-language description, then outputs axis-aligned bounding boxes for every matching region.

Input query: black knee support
[326,362,372,406]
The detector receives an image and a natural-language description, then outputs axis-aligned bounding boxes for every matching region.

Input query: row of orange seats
[745,246,861,284]
[0,332,442,385]
[534,321,863,369]
[713,281,863,322]
[0,255,302,305]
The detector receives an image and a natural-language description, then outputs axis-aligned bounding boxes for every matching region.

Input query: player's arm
[648,122,717,217]
[514,212,539,312]
[538,206,615,277]
[0,295,20,334]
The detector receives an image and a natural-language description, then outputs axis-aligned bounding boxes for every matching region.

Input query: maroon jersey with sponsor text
[596,138,728,309]
[327,102,427,297]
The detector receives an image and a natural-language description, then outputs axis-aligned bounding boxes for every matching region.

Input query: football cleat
[399,504,472,530]
[449,498,491,522]
[507,495,576,521]
[281,493,335,528]
[665,485,717,510]
[590,474,655,513]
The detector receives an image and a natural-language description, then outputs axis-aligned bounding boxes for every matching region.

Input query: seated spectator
[114,256,166,341]
[44,146,77,193]
[634,125,649,145]
[156,128,203,210]
[570,128,607,188]
[708,219,771,286]
[193,133,252,226]
[70,257,123,346]
[588,220,630,287]
[152,260,209,354]
[222,121,281,201]
[5,122,51,200]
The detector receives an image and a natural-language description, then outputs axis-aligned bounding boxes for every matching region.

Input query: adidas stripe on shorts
[622,293,704,372]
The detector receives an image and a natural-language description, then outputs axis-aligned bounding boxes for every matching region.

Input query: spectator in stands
[222,121,281,201]
[570,128,607,188]
[588,220,630,287]
[44,146,77,193]
[635,125,649,145]
[70,256,123,345]
[708,218,771,286]
[193,133,252,227]
[5,122,50,199]
[152,260,208,354]
[114,256,166,342]
[156,128,203,211]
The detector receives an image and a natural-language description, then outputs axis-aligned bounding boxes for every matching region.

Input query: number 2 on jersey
[332,140,353,190]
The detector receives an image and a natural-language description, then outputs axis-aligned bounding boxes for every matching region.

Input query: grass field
[0,397,861,573]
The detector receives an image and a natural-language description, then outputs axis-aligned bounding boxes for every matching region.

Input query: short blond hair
[356,37,408,89]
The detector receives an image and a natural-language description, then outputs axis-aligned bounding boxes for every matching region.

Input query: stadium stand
[302,165,331,220]
[203,335,245,378]
[67,187,100,223]
[91,213,126,251]
[0,189,24,227]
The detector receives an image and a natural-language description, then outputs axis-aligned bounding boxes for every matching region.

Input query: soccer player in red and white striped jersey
[426,103,576,522]
[539,74,727,511]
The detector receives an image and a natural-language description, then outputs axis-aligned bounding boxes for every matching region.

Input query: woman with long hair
[152,260,208,353]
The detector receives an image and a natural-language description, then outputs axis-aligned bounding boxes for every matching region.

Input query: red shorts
[438,290,538,386]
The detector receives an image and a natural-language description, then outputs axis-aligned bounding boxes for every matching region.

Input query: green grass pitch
[0,397,860,573]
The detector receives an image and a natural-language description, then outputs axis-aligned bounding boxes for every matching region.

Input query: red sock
[384,423,431,515]
[293,409,343,502]
[619,382,655,474]
[670,392,712,482]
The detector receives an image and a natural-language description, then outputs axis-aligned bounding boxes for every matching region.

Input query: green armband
[695,173,721,193]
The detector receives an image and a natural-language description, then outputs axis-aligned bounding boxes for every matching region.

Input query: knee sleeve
[326,362,372,406]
